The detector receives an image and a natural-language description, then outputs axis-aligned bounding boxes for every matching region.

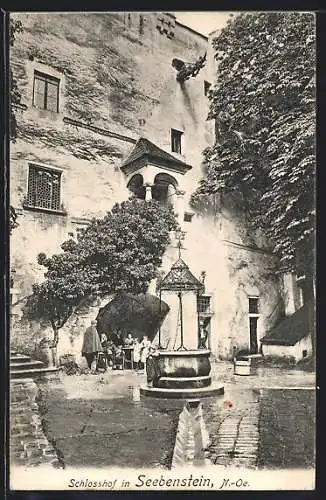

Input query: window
[248,297,259,354]
[33,71,60,112]
[197,296,211,314]
[296,276,314,307]
[249,297,259,314]
[171,129,183,154]
[26,164,62,211]
[204,81,211,96]
[184,212,194,223]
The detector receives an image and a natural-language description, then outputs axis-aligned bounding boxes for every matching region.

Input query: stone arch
[153,172,178,206]
[127,173,145,199]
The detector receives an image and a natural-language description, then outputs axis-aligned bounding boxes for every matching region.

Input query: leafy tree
[25,249,89,347]
[191,12,315,276]
[26,199,178,346]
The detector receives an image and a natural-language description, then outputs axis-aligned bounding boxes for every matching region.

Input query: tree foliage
[10,206,19,234]
[26,199,178,345]
[191,12,315,274]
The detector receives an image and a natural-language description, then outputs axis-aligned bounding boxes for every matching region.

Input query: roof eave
[120,153,192,176]
[148,154,192,173]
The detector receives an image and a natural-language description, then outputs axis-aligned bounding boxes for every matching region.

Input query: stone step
[10,367,59,380]
[10,354,32,363]
[11,360,45,371]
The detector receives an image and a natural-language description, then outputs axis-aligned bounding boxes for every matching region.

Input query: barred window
[27,164,62,211]
[197,296,211,314]
[33,71,60,112]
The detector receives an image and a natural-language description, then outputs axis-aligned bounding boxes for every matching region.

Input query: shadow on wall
[179,81,198,125]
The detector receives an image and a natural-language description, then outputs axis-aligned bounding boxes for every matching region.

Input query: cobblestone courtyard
[10,361,315,470]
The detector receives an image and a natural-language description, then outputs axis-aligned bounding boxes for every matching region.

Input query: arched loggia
[127,173,145,200]
[152,172,178,207]
[127,172,179,207]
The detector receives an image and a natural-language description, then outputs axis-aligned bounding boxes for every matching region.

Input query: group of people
[122,332,152,370]
[81,320,155,373]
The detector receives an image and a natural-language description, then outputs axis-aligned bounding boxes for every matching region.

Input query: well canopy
[159,258,204,292]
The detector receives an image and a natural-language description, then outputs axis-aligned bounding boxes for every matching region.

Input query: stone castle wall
[10,12,283,360]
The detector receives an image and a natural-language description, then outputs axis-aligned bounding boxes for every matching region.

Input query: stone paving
[203,362,315,469]
[203,388,260,468]
[9,361,316,470]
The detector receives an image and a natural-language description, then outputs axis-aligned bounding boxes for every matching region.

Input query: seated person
[105,339,115,367]
[124,332,134,346]
[112,345,124,370]
[100,333,108,348]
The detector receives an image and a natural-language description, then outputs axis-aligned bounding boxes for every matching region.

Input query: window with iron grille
[171,128,183,154]
[27,164,62,211]
[33,71,60,112]
[197,295,211,314]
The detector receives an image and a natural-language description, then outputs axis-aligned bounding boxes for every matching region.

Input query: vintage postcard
[8,10,316,491]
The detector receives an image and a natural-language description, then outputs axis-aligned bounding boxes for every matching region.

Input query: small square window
[26,164,62,211]
[171,128,183,154]
[204,81,211,96]
[197,296,211,314]
[184,212,194,223]
[249,297,259,314]
[33,71,60,112]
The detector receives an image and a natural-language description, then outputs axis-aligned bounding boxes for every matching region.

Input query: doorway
[248,296,259,354]
[249,316,258,354]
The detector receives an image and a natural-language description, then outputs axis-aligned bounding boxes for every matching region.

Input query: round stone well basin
[157,349,211,378]
[141,349,224,398]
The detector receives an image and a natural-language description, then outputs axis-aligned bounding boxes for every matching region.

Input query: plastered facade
[10,12,284,360]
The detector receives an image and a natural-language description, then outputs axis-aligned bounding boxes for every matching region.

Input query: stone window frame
[32,70,60,113]
[183,211,194,223]
[23,162,67,215]
[248,296,259,315]
[296,274,315,308]
[171,128,184,154]
[248,295,260,352]
[197,295,212,315]
[25,60,66,115]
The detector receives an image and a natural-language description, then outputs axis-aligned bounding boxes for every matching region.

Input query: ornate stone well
[140,244,224,399]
